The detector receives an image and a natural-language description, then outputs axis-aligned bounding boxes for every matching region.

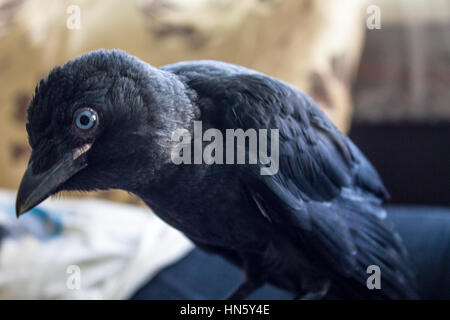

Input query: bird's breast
[138,179,274,251]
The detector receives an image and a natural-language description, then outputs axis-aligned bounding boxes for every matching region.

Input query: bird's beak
[15,145,91,217]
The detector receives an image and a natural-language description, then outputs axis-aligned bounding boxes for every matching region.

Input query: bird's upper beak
[15,144,91,217]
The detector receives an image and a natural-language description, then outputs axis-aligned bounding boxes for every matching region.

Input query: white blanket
[0,190,193,299]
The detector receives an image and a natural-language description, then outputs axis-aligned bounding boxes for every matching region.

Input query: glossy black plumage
[17,50,418,299]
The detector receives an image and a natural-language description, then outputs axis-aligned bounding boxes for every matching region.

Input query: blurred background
[0,0,448,299]
[350,0,450,207]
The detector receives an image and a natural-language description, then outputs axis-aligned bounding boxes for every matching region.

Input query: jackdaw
[16,49,418,299]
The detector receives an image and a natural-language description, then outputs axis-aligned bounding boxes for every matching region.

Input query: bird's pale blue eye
[75,108,98,131]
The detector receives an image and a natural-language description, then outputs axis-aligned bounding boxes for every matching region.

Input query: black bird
[16,49,418,299]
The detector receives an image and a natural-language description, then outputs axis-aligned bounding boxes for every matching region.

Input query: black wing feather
[164,61,417,299]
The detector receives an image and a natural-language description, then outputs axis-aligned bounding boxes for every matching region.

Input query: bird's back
[162,60,418,299]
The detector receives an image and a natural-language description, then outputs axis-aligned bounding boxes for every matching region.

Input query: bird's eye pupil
[75,108,98,131]
[80,115,90,126]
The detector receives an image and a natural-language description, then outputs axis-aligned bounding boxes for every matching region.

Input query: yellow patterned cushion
[0,0,366,202]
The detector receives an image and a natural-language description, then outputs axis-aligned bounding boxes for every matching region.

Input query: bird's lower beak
[15,152,87,217]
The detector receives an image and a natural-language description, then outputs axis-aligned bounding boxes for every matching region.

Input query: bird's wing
[165,63,417,298]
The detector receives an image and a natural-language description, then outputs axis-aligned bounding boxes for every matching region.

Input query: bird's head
[16,49,195,217]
